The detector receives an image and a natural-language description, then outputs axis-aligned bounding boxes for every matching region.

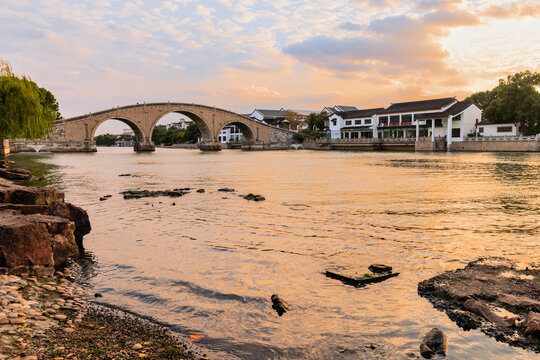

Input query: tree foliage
[94,134,116,146]
[466,70,540,135]
[151,122,201,145]
[0,59,60,139]
[284,110,303,131]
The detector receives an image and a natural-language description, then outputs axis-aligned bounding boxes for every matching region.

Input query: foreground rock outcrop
[0,160,32,180]
[418,257,540,352]
[0,174,91,274]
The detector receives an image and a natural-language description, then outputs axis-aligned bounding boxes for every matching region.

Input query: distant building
[249,108,316,130]
[476,121,521,137]
[218,125,243,143]
[165,119,192,129]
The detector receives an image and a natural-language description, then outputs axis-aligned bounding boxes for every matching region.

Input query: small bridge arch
[58,102,294,152]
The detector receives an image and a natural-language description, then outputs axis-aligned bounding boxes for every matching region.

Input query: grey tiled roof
[337,108,385,119]
[377,97,456,114]
[414,100,474,119]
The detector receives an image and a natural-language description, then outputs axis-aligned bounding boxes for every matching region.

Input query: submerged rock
[121,189,189,199]
[420,328,447,359]
[0,167,32,180]
[217,188,235,192]
[243,193,265,202]
[369,264,392,273]
[271,294,289,316]
[418,257,540,352]
[196,189,205,193]
[325,265,399,287]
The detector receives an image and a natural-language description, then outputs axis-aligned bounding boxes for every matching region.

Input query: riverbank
[0,267,200,360]
[0,160,201,360]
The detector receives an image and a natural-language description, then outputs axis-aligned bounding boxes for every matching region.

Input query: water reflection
[8,149,540,359]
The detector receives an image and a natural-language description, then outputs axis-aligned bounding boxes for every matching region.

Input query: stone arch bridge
[56,102,295,151]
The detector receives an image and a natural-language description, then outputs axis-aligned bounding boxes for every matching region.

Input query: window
[478,127,484,133]
[331,119,337,126]
[364,119,372,125]
[435,119,442,127]
[497,126,512,133]
[390,115,400,123]
[452,128,461,138]
[354,120,362,125]
[452,114,461,121]
[402,114,412,122]
[379,116,388,124]
[345,120,352,126]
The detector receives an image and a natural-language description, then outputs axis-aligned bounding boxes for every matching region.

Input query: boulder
[49,202,91,247]
[525,312,540,338]
[0,211,77,271]
[368,264,392,273]
[217,188,235,192]
[464,299,517,328]
[420,328,447,359]
[243,193,265,201]
[0,182,64,205]
[0,168,32,180]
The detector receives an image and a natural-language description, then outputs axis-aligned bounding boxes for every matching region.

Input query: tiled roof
[254,109,288,118]
[477,120,515,125]
[414,100,474,119]
[337,108,385,119]
[335,105,358,112]
[377,97,457,114]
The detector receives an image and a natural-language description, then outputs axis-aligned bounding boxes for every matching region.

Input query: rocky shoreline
[0,160,200,360]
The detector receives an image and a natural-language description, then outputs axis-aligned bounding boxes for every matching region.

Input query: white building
[218,125,243,143]
[326,97,482,147]
[250,108,316,130]
[328,108,384,139]
[476,121,521,137]
[165,119,192,130]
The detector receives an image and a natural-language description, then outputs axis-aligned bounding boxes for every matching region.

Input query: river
[11,148,540,359]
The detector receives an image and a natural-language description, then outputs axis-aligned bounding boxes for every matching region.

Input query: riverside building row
[326,97,484,148]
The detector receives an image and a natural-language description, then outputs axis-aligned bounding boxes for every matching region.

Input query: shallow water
[10,148,540,359]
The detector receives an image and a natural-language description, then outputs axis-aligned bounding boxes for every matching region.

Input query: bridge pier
[134,142,155,152]
[199,142,222,151]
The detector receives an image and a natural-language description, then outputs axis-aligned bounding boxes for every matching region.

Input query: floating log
[325,268,399,287]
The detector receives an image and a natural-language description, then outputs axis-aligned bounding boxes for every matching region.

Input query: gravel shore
[0,267,201,360]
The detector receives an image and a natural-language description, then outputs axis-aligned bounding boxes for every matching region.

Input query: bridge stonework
[56,103,294,151]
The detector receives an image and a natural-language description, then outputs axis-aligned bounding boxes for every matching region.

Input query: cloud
[482,2,540,19]
[338,21,364,31]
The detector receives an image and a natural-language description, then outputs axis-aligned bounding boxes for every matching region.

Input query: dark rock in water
[243,193,265,202]
[50,202,91,248]
[464,299,517,327]
[420,328,447,359]
[525,312,540,338]
[99,197,107,201]
[104,195,112,198]
[121,189,188,199]
[271,294,289,316]
[325,267,399,287]
[196,189,205,193]
[418,257,540,352]
[118,174,131,177]
[0,160,15,169]
[171,202,176,206]
[38,177,46,181]
[217,188,235,192]
[94,293,103,298]
[0,167,32,180]
[368,264,392,273]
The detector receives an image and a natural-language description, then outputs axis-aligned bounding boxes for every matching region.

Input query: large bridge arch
[216,121,256,143]
[149,109,213,142]
[90,117,145,142]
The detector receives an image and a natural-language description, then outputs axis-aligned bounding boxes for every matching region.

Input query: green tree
[94,134,115,146]
[466,70,540,135]
[152,125,168,145]
[39,87,62,121]
[183,122,201,143]
[0,59,56,139]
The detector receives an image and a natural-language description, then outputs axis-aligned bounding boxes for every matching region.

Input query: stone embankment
[418,257,540,352]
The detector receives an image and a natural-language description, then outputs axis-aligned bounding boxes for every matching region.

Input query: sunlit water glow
[11,148,540,359]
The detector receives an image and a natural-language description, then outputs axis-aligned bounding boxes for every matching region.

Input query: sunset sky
[2,0,539,132]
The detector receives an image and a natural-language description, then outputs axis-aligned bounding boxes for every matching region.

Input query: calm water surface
[12,148,540,359]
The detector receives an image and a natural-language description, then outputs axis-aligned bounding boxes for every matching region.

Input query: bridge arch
[217,121,256,143]
[149,109,213,143]
[90,117,145,142]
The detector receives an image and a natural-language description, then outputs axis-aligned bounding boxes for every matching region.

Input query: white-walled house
[250,108,316,130]
[328,108,384,139]
[324,97,482,147]
[476,121,521,137]
[218,125,243,143]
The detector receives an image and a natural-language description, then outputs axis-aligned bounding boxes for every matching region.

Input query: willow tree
[0,60,56,139]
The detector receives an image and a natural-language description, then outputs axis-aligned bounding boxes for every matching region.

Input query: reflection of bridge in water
[55,102,295,152]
